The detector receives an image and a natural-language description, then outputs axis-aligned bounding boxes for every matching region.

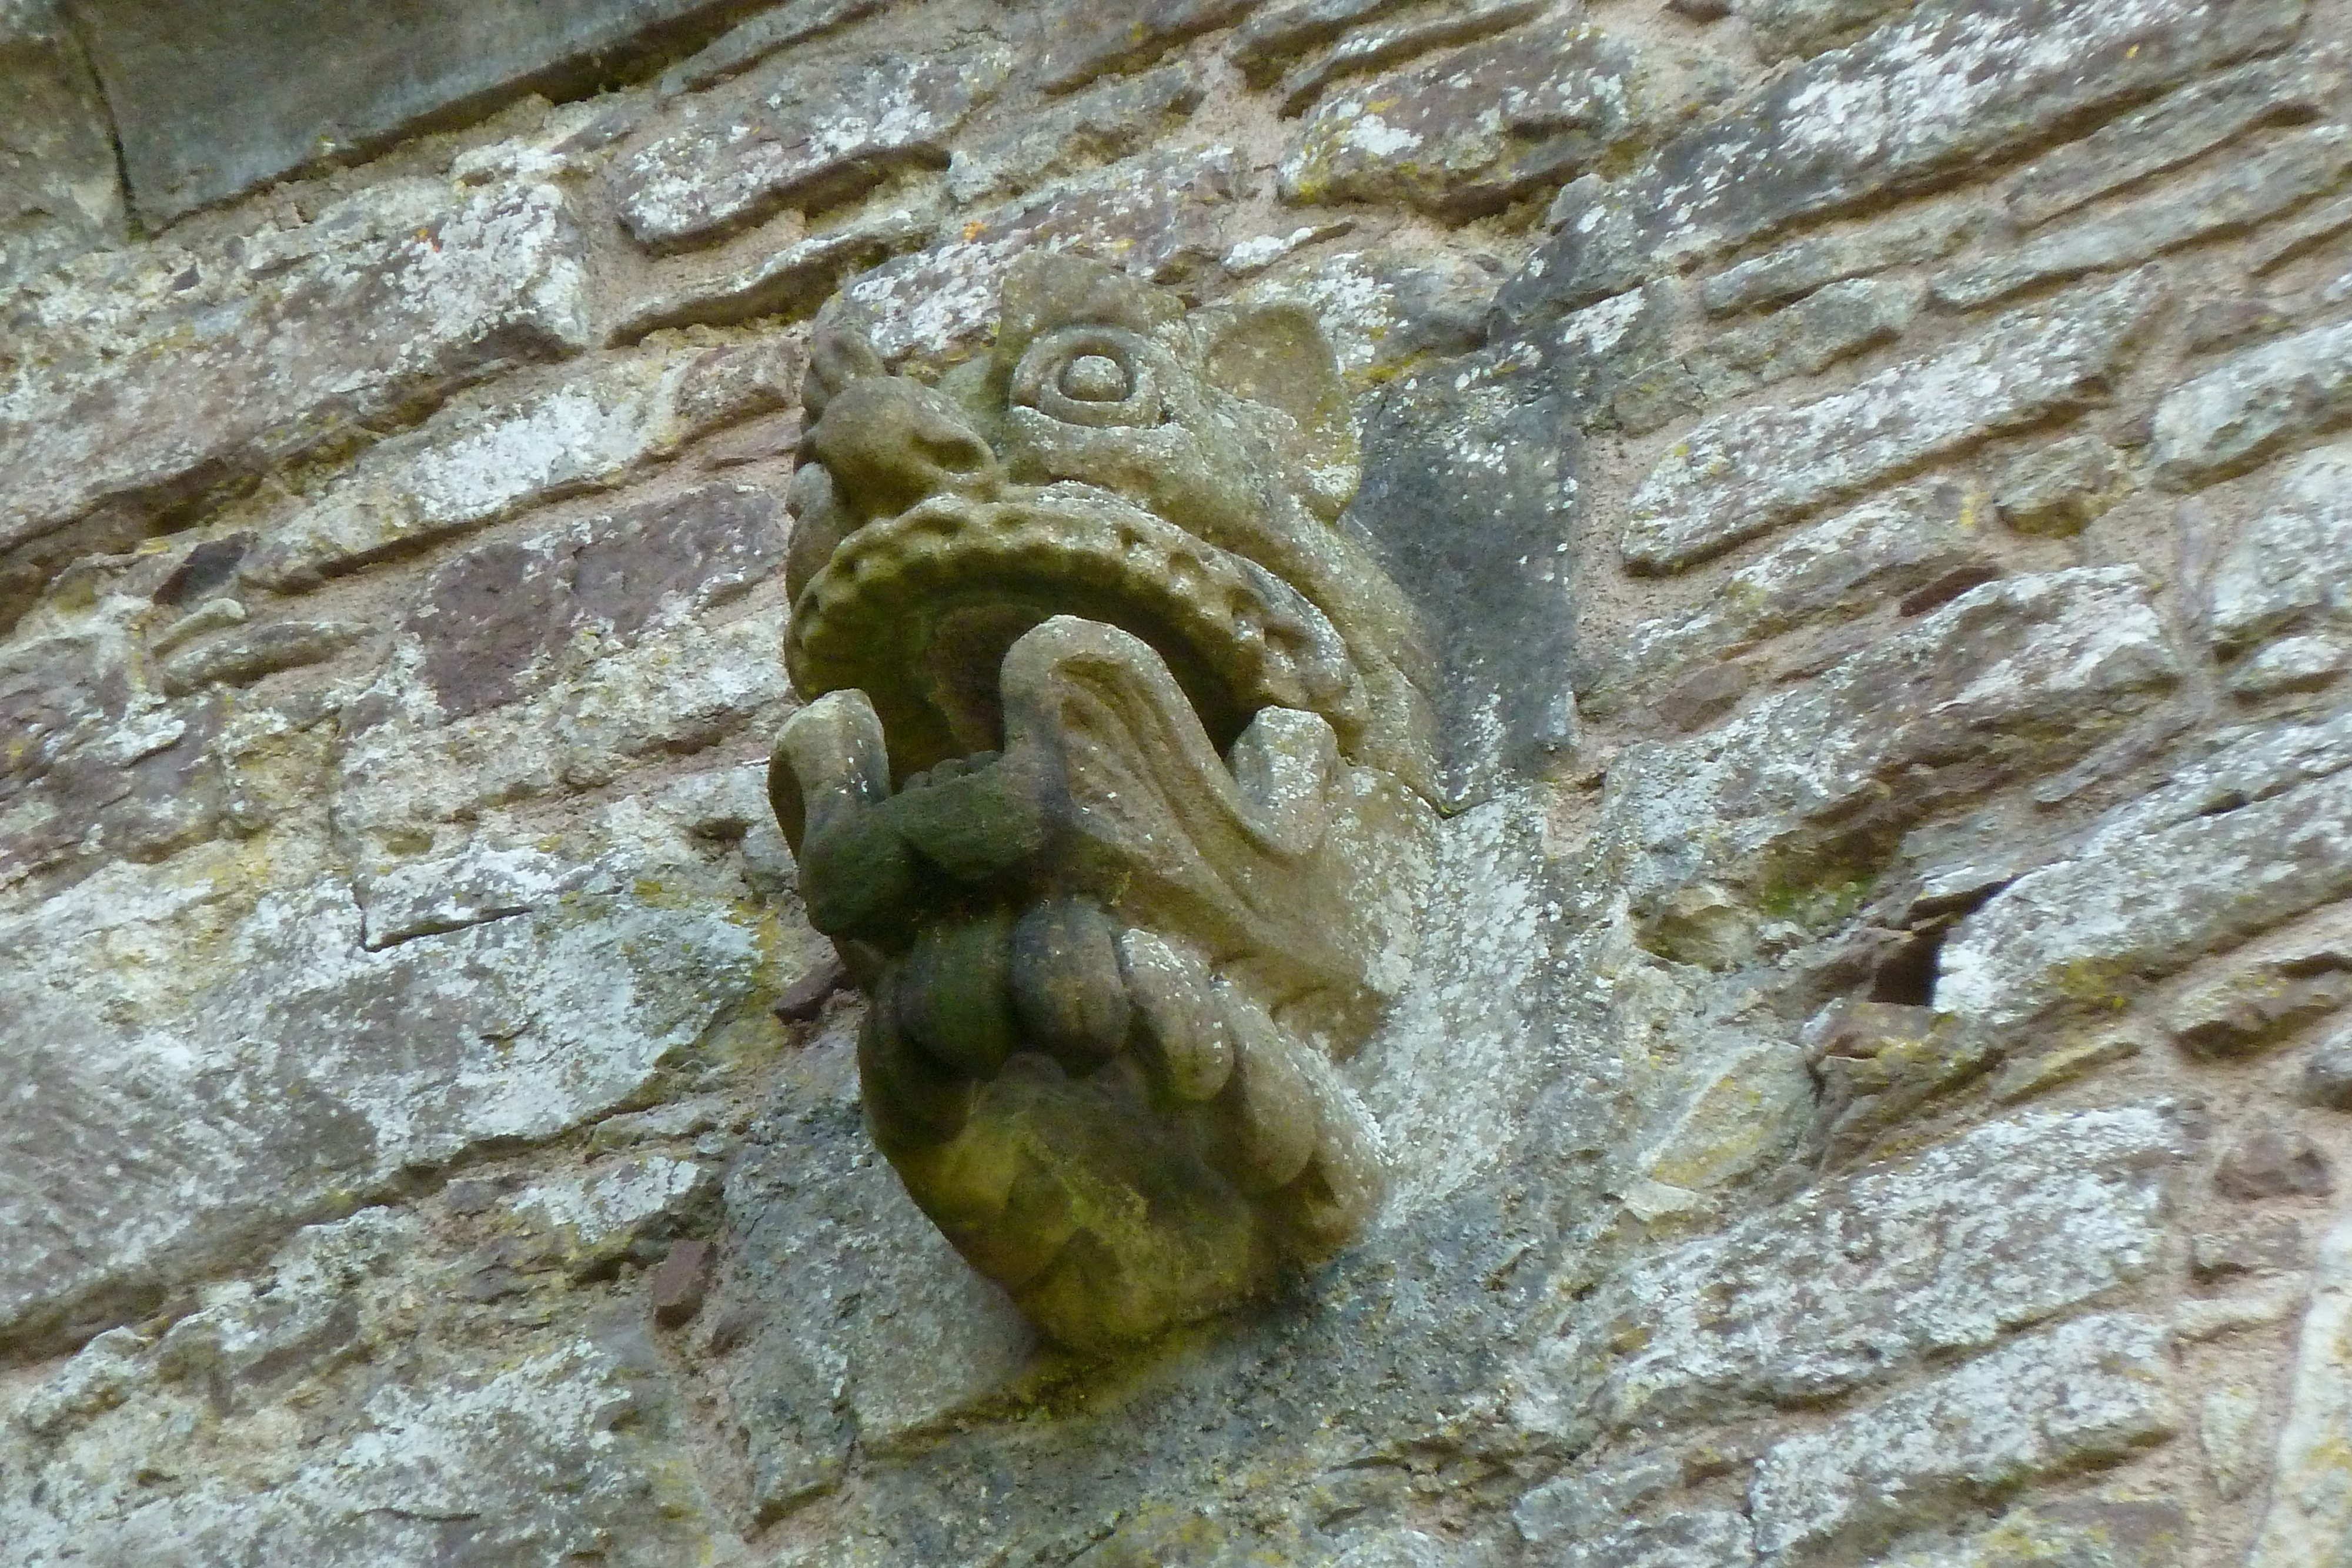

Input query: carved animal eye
[1058,354,1129,402]
[1013,327,1162,429]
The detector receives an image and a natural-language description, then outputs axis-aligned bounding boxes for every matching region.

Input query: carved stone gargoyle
[768,255,1440,1350]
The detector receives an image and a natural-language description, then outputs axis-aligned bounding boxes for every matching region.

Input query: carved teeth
[787,493,1368,771]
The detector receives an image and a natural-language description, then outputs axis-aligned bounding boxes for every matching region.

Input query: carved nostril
[918,428,995,476]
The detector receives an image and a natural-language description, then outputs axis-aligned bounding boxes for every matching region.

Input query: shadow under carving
[769,256,1440,1351]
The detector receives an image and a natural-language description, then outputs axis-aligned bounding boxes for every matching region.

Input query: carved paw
[855,898,1389,1349]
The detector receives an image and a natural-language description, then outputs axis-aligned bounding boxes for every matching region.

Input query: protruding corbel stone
[769,255,1439,1349]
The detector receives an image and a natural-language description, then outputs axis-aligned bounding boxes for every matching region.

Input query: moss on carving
[769,257,1438,1350]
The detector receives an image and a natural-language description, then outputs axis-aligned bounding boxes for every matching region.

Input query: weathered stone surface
[0,611,234,890]
[2253,186,2352,272]
[2194,1215,2308,1278]
[827,145,1244,361]
[1029,0,1255,92]
[0,853,763,1346]
[1748,1313,2177,1557]
[403,484,784,722]
[1936,126,2352,311]
[1278,25,1646,219]
[1273,0,1546,115]
[2302,1025,2352,1108]
[2217,1126,2336,1198]
[1347,356,1579,800]
[1621,1030,1813,1198]
[1513,1453,1681,1547]
[0,178,590,618]
[1616,276,1918,434]
[945,63,1202,206]
[657,0,887,96]
[0,1206,733,1566]
[1996,432,2122,536]
[2005,50,2345,230]
[1873,1494,2189,1568]
[242,345,794,589]
[1938,749,2352,1042]
[156,619,368,698]
[1698,207,1970,317]
[2231,633,2352,698]
[509,1154,716,1272]
[0,0,122,291]
[2153,316,2352,485]
[1496,0,2304,321]
[2249,1196,2352,1566]
[718,1012,1034,1516]
[1554,1510,1756,1568]
[625,212,936,345]
[1621,271,2160,573]
[1520,1106,2177,1436]
[1735,0,1911,59]
[69,0,750,226]
[331,493,791,904]
[612,41,1012,250]
[1595,567,2178,938]
[1227,0,1426,81]
[2210,443,2352,656]
[2167,914,2352,1058]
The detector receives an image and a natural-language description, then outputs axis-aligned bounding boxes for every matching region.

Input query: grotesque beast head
[769,256,1438,1349]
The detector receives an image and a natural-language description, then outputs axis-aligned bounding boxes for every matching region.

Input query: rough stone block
[1996,432,2121,536]
[2209,442,2352,656]
[2004,50,2345,230]
[242,345,794,590]
[2154,316,2352,485]
[944,63,1202,206]
[1272,0,1547,116]
[0,617,232,890]
[612,41,1011,250]
[2216,1126,2336,1199]
[826,144,1244,362]
[1621,270,2160,573]
[0,862,762,1346]
[1598,567,2179,934]
[399,484,786,723]
[1938,750,2352,1041]
[1736,0,1912,60]
[1873,1495,2188,1568]
[1028,0,1256,92]
[70,0,754,225]
[1699,208,1970,317]
[1278,24,1645,219]
[1748,1313,2178,1557]
[657,0,887,96]
[2301,1025,2352,1108]
[2249,1199,2352,1565]
[0,178,591,623]
[1619,276,1918,433]
[1935,125,2352,311]
[509,1154,716,1271]
[1495,0,2304,321]
[156,620,368,698]
[1522,1106,2177,1435]
[0,0,123,291]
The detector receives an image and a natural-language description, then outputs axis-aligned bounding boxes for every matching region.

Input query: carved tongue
[787,492,1366,777]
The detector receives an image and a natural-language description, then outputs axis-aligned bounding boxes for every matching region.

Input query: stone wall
[3,0,2350,1562]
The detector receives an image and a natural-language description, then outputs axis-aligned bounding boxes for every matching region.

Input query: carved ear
[1197,302,1359,521]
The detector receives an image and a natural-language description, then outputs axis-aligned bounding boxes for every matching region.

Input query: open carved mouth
[784,486,1369,780]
